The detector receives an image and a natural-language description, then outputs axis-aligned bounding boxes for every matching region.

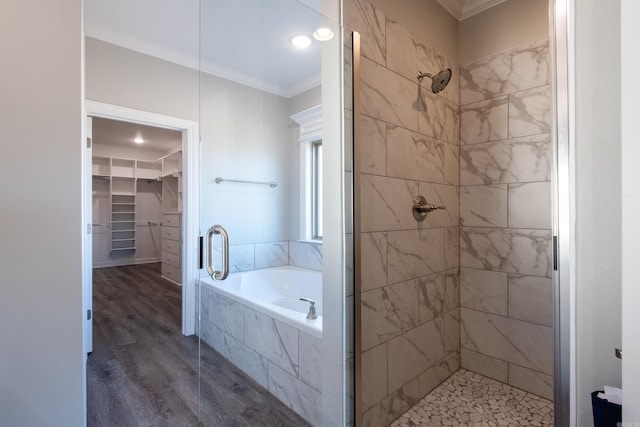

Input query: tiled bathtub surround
[459,38,553,400]
[198,286,323,426]
[214,240,322,273]
[345,0,460,425]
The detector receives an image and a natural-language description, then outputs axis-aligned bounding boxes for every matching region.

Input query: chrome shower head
[417,68,452,93]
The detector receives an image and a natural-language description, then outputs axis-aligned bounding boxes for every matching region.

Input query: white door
[84,116,93,354]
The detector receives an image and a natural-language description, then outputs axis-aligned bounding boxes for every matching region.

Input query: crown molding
[435,0,509,21]
[434,0,463,20]
[85,28,317,99]
[460,0,510,20]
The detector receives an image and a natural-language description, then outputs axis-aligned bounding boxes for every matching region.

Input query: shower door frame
[550,0,576,425]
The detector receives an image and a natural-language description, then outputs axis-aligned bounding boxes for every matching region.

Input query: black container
[591,391,622,427]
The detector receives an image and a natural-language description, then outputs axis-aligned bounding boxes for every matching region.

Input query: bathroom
[8,0,637,425]
[83,0,592,426]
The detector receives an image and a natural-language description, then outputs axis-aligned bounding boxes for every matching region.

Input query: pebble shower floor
[390,369,554,427]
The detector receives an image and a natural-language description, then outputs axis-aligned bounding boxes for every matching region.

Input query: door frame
[551,0,576,424]
[84,100,199,336]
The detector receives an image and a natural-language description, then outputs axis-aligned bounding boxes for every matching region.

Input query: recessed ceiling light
[290,35,312,49]
[313,27,334,41]
[134,137,144,144]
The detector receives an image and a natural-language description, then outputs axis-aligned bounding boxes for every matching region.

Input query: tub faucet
[300,298,317,320]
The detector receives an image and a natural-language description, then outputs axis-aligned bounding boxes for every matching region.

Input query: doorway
[84,101,198,341]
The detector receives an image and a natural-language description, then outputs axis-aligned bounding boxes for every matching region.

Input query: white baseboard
[92,257,161,269]
[161,275,182,287]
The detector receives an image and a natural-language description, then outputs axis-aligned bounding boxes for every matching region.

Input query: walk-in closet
[91,117,183,285]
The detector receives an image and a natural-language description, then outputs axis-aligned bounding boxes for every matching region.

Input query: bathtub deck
[88,262,309,427]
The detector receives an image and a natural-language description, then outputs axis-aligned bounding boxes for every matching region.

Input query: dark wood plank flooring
[87,263,309,427]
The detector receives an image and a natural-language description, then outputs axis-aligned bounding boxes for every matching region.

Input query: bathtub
[197,265,322,338]
[197,265,324,425]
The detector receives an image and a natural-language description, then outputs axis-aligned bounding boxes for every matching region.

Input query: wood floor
[87,263,309,427]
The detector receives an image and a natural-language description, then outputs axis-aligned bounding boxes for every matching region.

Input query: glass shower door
[195,1,347,425]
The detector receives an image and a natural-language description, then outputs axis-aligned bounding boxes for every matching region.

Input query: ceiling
[92,117,182,153]
[84,0,331,98]
[84,0,505,99]
[435,0,509,20]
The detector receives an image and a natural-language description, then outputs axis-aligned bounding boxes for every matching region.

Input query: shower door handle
[206,225,229,280]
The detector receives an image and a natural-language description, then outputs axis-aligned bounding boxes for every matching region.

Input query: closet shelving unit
[92,150,182,274]
[109,159,137,252]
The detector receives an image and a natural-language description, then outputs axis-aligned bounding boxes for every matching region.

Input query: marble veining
[386,18,459,106]
[460,184,508,227]
[387,229,445,285]
[362,343,388,410]
[288,241,322,271]
[444,227,459,269]
[361,174,418,232]
[418,90,460,145]
[268,362,322,426]
[361,57,418,131]
[460,96,508,145]
[419,352,460,397]
[460,227,552,278]
[418,269,459,324]
[298,332,323,392]
[343,0,386,65]
[206,292,244,338]
[362,379,421,427]
[362,280,420,351]
[254,241,288,269]
[508,181,552,229]
[460,134,551,185]
[508,86,551,138]
[508,275,553,327]
[244,310,299,376]
[387,125,444,183]
[387,318,446,393]
[443,143,460,186]
[460,308,553,375]
[361,115,387,175]
[461,347,508,384]
[460,267,508,316]
[460,38,550,105]
[509,364,554,401]
[361,232,388,292]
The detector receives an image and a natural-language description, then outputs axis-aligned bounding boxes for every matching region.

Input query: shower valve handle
[412,195,446,222]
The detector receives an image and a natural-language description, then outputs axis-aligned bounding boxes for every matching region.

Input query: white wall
[620,0,640,421]
[574,0,622,425]
[85,37,199,121]
[87,39,302,246]
[458,0,549,63]
[198,73,292,244]
[0,0,84,425]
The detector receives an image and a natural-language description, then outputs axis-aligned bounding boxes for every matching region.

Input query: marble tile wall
[198,285,323,426]
[213,240,322,273]
[459,38,553,401]
[345,0,460,425]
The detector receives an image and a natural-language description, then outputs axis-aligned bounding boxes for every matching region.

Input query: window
[311,140,323,240]
[290,105,323,242]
